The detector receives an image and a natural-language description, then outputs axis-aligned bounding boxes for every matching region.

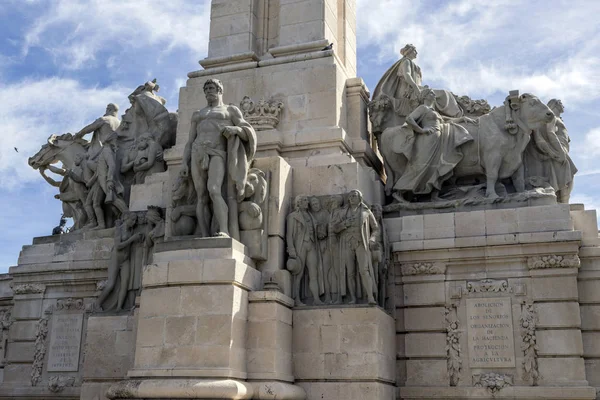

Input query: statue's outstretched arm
[39,169,61,187]
[46,164,66,176]
[75,118,103,138]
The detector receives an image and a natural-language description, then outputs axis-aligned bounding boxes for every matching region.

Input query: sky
[1,0,600,272]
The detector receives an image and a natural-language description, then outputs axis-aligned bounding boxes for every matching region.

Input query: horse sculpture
[381,92,556,199]
[28,133,90,228]
[28,133,88,172]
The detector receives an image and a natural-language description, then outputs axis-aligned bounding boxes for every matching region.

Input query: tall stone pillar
[171,0,382,211]
[207,0,260,60]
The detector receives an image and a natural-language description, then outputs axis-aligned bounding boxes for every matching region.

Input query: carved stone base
[107,379,305,399]
[384,187,556,216]
[400,386,596,399]
[292,306,395,399]
[114,238,305,399]
[389,203,596,397]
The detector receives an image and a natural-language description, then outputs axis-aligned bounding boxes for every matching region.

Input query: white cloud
[356,0,600,104]
[22,0,211,70]
[570,126,600,176]
[0,78,129,189]
[580,127,600,157]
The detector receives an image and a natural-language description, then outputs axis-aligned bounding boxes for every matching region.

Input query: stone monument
[2,2,600,400]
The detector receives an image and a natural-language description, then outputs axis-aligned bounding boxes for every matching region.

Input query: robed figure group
[286,190,390,308]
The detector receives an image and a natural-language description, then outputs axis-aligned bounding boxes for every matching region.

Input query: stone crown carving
[400,262,446,276]
[239,96,284,130]
[467,279,511,294]
[527,254,580,269]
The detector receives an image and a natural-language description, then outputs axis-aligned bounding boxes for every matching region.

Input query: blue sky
[1,0,600,272]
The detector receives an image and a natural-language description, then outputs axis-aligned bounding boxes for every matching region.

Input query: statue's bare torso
[192,105,233,152]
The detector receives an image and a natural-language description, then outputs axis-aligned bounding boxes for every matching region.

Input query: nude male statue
[180,79,257,238]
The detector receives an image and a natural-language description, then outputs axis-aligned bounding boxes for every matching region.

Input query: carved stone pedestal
[107,237,305,399]
[387,204,597,400]
[292,306,396,400]
[1,230,111,400]
[80,314,137,400]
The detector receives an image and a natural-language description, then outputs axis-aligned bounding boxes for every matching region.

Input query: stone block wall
[388,204,598,399]
[574,206,600,398]
[1,230,111,399]
[292,307,396,400]
[80,314,137,400]
[128,238,261,380]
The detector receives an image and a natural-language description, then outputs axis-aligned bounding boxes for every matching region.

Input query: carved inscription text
[466,297,515,368]
[47,314,83,372]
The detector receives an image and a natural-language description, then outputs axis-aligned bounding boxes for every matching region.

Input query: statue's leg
[511,163,525,192]
[485,157,502,199]
[75,202,87,229]
[116,259,130,310]
[356,246,377,305]
[322,243,332,304]
[306,244,323,305]
[93,187,107,229]
[293,250,306,307]
[207,157,229,236]
[346,249,357,304]
[379,267,387,307]
[190,157,210,237]
[112,196,129,216]
[332,240,342,304]
[84,188,97,228]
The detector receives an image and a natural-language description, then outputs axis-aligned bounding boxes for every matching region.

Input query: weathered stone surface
[83,315,136,380]
[405,359,447,386]
[292,307,395,382]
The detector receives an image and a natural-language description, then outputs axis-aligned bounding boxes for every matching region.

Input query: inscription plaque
[466,297,515,368]
[47,313,83,372]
